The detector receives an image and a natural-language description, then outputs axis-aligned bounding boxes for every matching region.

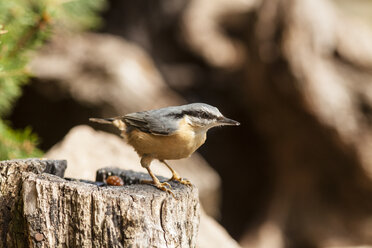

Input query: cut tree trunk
[0,159,200,248]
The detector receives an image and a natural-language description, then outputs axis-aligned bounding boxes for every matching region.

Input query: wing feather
[123,111,178,135]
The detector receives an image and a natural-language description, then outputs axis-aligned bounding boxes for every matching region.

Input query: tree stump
[0,159,200,247]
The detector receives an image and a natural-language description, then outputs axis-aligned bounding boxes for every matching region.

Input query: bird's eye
[200,112,210,119]
[201,112,216,120]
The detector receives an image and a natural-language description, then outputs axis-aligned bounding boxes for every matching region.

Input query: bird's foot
[141,179,175,197]
[168,176,192,186]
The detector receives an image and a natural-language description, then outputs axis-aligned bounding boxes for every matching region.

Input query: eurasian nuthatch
[90,103,240,195]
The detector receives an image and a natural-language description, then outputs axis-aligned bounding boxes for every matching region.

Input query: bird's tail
[89,117,126,131]
[89,117,115,124]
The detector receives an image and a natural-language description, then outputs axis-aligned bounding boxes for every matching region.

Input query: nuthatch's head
[168,103,240,131]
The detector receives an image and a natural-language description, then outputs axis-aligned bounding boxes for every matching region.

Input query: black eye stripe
[182,110,216,119]
[166,110,217,120]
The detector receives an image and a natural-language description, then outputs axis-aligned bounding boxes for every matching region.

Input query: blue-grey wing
[123,111,178,135]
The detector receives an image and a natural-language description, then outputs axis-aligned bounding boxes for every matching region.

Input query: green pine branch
[0,120,42,160]
[0,0,106,160]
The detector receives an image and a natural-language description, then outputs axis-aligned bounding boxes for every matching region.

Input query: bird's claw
[154,182,175,197]
[169,176,192,186]
[159,181,171,188]
[141,180,175,197]
[157,183,175,197]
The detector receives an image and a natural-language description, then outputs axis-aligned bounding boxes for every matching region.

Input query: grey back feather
[123,108,181,135]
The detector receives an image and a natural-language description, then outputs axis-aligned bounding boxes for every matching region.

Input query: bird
[89,103,240,196]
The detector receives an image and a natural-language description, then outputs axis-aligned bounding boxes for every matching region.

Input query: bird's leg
[140,156,174,197]
[160,160,192,186]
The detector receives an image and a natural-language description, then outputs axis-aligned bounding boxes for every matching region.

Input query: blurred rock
[278,0,372,177]
[240,221,284,248]
[46,125,221,218]
[198,208,241,248]
[30,32,184,116]
[182,0,258,68]
[236,0,372,246]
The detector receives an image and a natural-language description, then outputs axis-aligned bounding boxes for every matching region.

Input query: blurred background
[2,0,372,247]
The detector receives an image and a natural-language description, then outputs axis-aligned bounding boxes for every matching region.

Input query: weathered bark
[0,159,67,247]
[0,159,200,247]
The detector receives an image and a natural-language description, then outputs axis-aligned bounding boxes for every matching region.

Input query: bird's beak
[218,116,240,126]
